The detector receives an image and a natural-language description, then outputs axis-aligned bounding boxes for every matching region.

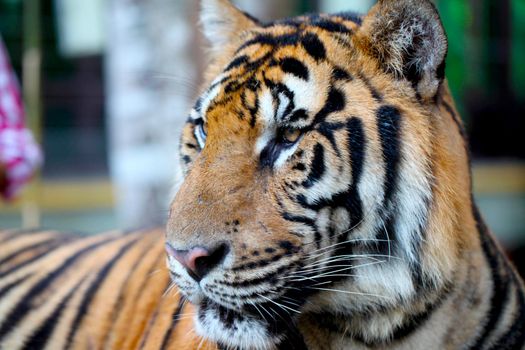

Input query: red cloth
[0,36,42,200]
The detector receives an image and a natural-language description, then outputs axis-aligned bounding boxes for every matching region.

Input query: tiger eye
[282,128,301,144]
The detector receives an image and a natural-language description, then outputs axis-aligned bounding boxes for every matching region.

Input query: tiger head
[166,0,471,348]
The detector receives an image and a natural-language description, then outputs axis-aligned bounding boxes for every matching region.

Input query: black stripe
[442,100,467,140]
[222,265,290,288]
[64,237,140,348]
[376,105,402,204]
[374,212,396,256]
[0,249,53,279]
[300,33,326,61]
[0,236,71,268]
[332,67,353,81]
[352,294,449,346]
[488,279,525,349]
[22,280,83,350]
[0,274,32,299]
[468,205,511,349]
[225,55,249,71]
[280,57,309,80]
[281,213,316,228]
[288,109,309,123]
[358,74,383,101]
[102,240,161,346]
[159,296,186,350]
[0,236,119,340]
[374,106,402,258]
[309,18,351,33]
[237,33,300,53]
[345,117,365,226]
[294,118,365,229]
[301,143,325,188]
[138,279,173,350]
[316,121,345,156]
[313,88,345,125]
[390,300,441,341]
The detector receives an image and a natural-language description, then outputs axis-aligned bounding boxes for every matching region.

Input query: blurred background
[0,0,524,273]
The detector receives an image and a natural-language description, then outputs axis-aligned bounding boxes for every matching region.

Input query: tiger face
[166,0,467,348]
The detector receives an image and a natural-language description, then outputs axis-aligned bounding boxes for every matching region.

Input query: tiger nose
[166,243,228,282]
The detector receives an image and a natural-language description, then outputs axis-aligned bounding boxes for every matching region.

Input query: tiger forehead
[234,15,361,63]
[193,14,362,126]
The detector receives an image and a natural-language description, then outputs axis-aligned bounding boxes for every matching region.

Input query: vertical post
[22,0,42,228]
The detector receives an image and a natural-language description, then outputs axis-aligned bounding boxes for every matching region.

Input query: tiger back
[0,229,215,350]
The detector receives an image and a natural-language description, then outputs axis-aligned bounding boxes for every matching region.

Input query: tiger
[168,0,525,349]
[0,0,524,349]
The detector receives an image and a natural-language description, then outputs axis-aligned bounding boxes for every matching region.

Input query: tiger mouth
[198,294,297,325]
[196,295,308,350]
[199,297,246,322]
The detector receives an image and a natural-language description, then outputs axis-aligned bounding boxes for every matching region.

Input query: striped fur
[0,229,215,350]
[168,0,525,349]
[1,1,524,349]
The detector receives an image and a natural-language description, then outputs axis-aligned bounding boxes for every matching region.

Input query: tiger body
[1,0,524,349]
[0,229,214,350]
[168,0,525,349]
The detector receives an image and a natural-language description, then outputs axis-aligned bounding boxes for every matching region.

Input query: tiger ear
[354,0,448,101]
[200,0,259,53]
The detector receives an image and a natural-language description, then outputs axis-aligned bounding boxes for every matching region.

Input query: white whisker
[306,286,392,300]
[257,294,301,314]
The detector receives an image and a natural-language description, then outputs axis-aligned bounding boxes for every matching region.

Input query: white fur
[200,80,222,117]
[195,306,281,350]
[255,88,276,155]
[276,92,290,121]
[273,142,301,168]
[283,75,317,114]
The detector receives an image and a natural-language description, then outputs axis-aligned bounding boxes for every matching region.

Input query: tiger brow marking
[278,57,309,80]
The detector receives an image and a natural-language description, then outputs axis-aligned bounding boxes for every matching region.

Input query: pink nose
[166,243,228,281]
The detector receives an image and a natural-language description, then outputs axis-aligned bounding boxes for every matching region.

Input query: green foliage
[512,0,525,99]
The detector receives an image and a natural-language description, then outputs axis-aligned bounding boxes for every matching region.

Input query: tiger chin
[166,0,525,350]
